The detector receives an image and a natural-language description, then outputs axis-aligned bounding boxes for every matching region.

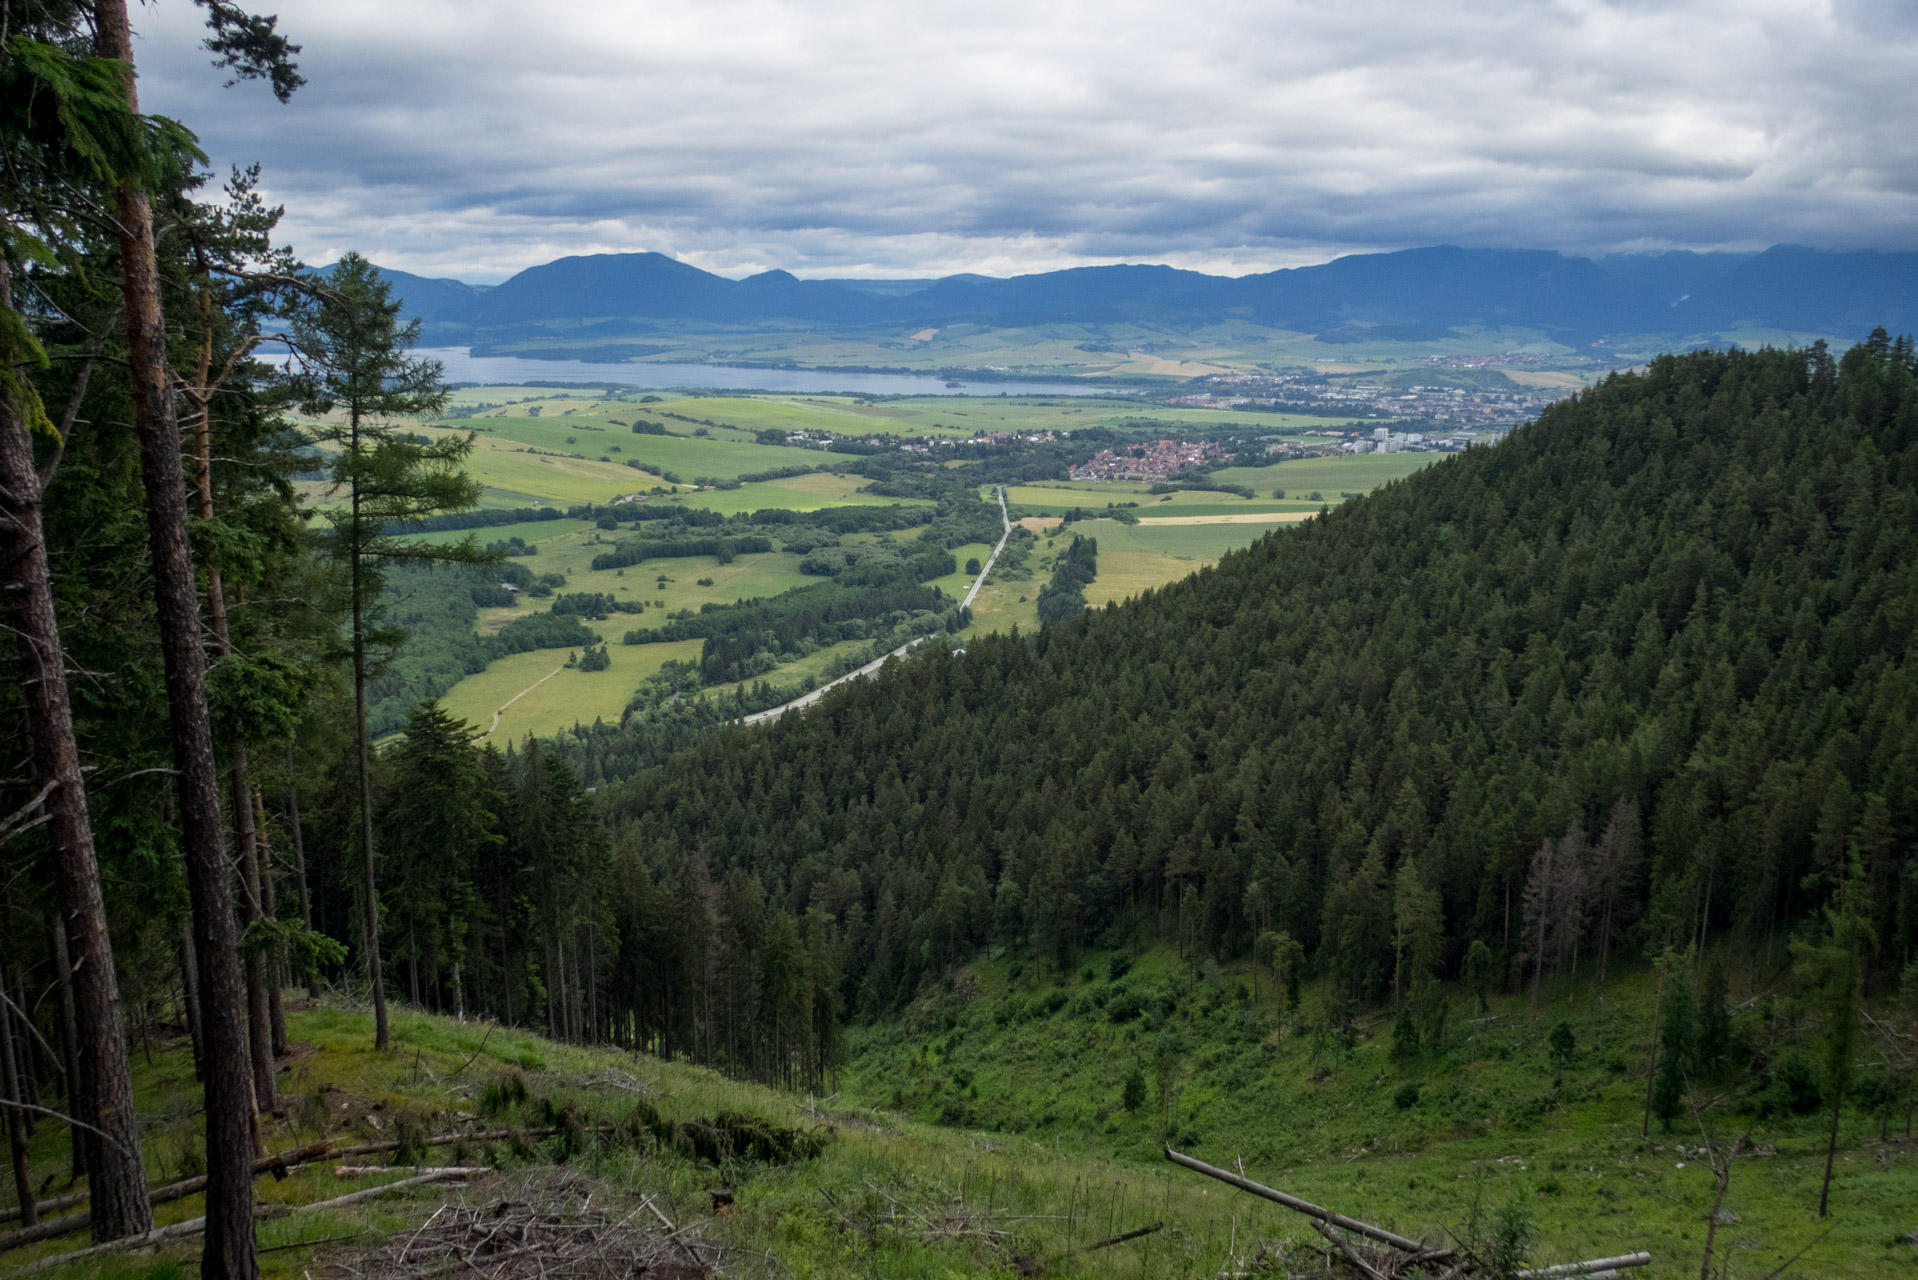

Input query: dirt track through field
[491,663,568,733]
[1138,512,1317,526]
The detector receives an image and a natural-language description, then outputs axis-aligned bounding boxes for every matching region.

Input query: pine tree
[292,254,484,1050]
[1793,899,1872,1216]
[1651,949,1697,1130]
[1392,855,1442,1008]
[383,702,496,1014]
[1697,954,1732,1073]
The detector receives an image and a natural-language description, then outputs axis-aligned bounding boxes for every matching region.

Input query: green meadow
[437,636,706,744]
[1211,450,1444,496]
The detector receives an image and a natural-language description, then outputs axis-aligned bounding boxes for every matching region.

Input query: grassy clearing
[436,637,706,744]
[963,579,1040,638]
[0,1001,1337,1280]
[844,945,1917,1279]
[1074,519,1279,609]
[930,541,996,603]
[10,958,1902,1280]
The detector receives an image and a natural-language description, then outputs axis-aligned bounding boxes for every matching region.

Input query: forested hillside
[582,337,1916,1057]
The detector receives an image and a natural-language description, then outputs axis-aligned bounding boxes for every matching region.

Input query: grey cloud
[131,0,1918,282]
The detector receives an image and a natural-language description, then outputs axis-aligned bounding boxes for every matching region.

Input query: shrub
[1394,1082,1421,1110]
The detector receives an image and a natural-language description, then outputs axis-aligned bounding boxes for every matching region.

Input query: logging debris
[11,1167,486,1277]
[321,1169,723,1280]
[1164,1147,1652,1279]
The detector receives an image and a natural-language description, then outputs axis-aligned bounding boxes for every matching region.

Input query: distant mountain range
[365,245,1918,347]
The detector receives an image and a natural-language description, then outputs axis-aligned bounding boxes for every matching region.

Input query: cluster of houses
[1068,438,1225,482]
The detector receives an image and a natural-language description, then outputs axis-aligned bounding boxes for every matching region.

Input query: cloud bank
[132,0,1918,283]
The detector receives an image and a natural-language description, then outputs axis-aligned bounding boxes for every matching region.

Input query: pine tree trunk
[283,749,318,1000]
[231,758,276,1112]
[0,988,35,1228]
[255,793,288,1056]
[351,467,390,1053]
[0,254,150,1242]
[179,920,205,1079]
[1819,1089,1842,1217]
[92,7,256,1272]
[49,921,85,1180]
[185,308,275,1113]
[1642,952,1666,1140]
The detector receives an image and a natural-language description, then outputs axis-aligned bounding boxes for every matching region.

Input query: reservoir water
[416,348,1130,397]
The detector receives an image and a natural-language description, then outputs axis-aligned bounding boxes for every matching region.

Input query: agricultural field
[472,317,1612,382]
[1067,515,1292,608]
[998,484,1324,518]
[646,470,914,515]
[437,636,705,744]
[401,504,965,740]
[450,387,1372,442]
[1211,450,1445,497]
[358,385,1413,735]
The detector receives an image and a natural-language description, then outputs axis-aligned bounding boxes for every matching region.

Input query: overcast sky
[132,0,1918,284]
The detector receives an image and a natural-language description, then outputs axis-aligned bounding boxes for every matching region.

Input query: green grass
[466,315,1620,382]
[651,471,928,514]
[435,637,705,745]
[12,956,1902,1280]
[930,541,995,603]
[999,484,1327,518]
[406,516,924,739]
[842,945,1918,1279]
[964,579,1040,638]
[408,518,597,548]
[412,425,651,506]
[436,417,805,486]
[1210,452,1444,496]
[1067,517,1286,608]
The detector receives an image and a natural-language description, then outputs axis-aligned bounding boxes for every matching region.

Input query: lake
[416,348,1131,397]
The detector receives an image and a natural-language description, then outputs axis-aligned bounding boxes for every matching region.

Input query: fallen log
[1164,1147,1446,1261]
[0,1192,86,1225]
[0,1140,334,1251]
[11,1166,487,1277]
[1083,1220,1163,1252]
[1515,1253,1653,1278]
[333,1165,492,1179]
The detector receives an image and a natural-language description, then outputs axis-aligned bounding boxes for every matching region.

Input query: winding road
[740,485,1011,727]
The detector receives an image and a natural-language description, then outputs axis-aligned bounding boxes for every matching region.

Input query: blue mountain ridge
[359,245,1918,344]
